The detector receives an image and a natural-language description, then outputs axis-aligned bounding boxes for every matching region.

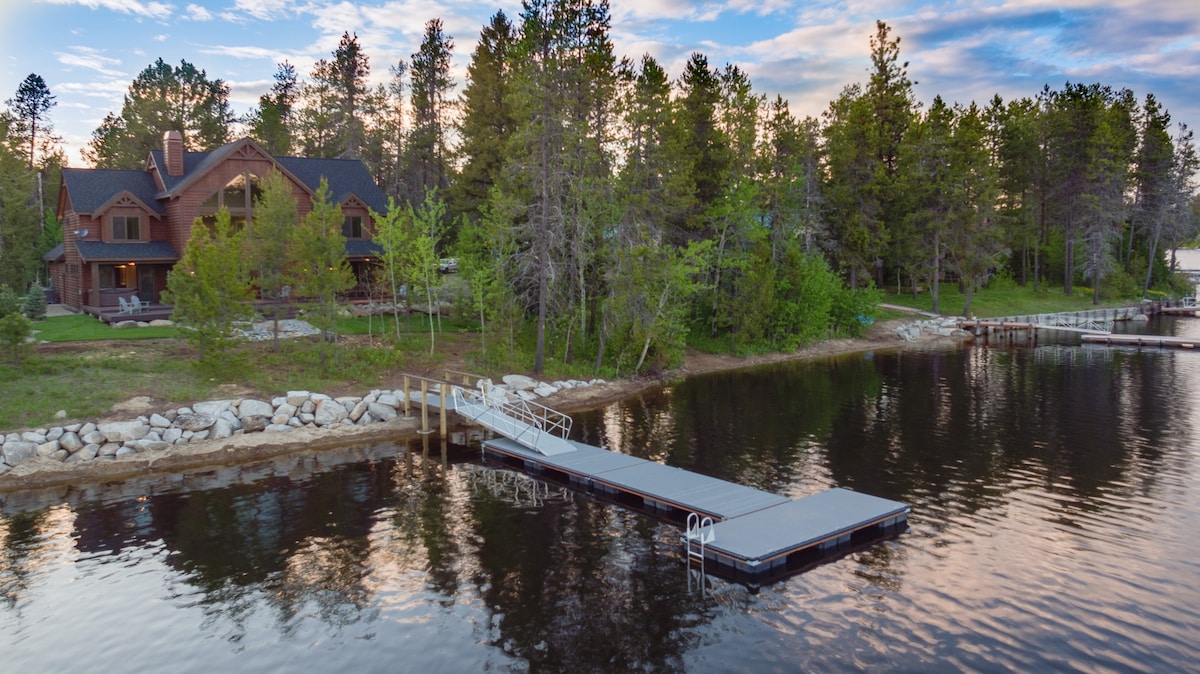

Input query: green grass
[0,344,213,429]
[335,313,478,335]
[881,282,1139,318]
[33,314,180,341]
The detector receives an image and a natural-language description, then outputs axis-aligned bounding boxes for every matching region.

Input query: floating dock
[482,437,909,583]
[1082,334,1200,349]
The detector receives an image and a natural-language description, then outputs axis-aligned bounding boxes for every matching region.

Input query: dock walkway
[480,436,908,583]
[404,377,910,583]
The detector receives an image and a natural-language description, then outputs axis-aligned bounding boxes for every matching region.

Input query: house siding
[56,136,387,315]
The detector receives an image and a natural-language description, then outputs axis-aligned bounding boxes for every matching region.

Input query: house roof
[276,156,388,213]
[146,138,389,213]
[76,240,179,263]
[43,243,64,262]
[345,239,383,258]
[61,168,166,215]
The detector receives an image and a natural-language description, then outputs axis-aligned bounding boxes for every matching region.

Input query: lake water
[4,316,1200,672]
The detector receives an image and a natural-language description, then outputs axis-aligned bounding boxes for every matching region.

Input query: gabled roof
[76,240,179,263]
[64,137,389,225]
[276,155,388,213]
[148,137,389,214]
[61,168,166,215]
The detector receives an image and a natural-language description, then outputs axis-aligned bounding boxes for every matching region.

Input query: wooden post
[421,379,429,434]
[440,386,447,437]
[403,375,411,417]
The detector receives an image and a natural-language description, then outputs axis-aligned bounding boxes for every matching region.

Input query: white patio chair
[118,296,133,315]
[131,294,150,312]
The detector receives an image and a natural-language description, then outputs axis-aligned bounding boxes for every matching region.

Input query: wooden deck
[481,437,909,584]
[85,303,174,323]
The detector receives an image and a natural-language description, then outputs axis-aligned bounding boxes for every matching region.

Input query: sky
[2,0,1200,167]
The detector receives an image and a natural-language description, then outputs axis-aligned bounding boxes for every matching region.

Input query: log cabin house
[44,131,387,321]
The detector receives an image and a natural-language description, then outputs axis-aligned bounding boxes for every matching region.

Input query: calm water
[4,317,1200,672]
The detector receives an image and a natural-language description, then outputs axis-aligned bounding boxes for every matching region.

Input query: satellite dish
[74,229,88,238]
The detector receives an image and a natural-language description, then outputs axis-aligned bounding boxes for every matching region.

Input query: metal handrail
[451,384,573,455]
[472,385,573,440]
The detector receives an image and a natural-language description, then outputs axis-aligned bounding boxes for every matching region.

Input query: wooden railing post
[403,375,411,417]
[440,386,447,437]
[420,379,430,434]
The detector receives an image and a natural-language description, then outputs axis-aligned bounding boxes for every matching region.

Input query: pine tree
[245,170,299,350]
[451,11,515,224]
[293,179,354,368]
[84,58,233,168]
[405,19,455,208]
[248,62,298,156]
[163,209,255,370]
[6,73,56,169]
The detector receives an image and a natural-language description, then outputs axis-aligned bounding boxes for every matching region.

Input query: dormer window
[343,215,364,239]
[112,215,141,240]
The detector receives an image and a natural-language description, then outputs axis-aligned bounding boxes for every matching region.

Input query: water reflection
[4,321,1200,671]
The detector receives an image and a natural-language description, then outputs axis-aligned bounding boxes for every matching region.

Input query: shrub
[0,285,21,318]
[0,312,32,364]
[23,286,47,321]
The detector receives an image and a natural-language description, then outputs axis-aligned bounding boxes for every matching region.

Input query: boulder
[174,413,216,432]
[349,400,369,422]
[300,399,317,414]
[115,446,137,457]
[242,416,270,433]
[81,430,105,445]
[314,399,348,426]
[46,427,64,441]
[367,402,397,422]
[265,424,292,433]
[238,399,274,419]
[533,383,558,398]
[275,403,298,419]
[298,413,315,425]
[149,413,172,428]
[161,428,184,444]
[377,393,401,408]
[210,418,235,440]
[286,390,311,407]
[125,439,170,452]
[37,441,60,457]
[193,400,232,416]
[98,420,150,443]
[3,440,38,465]
[515,390,537,401]
[79,422,97,435]
[148,319,174,327]
[97,444,119,457]
[503,374,539,390]
[58,431,84,452]
[21,431,47,444]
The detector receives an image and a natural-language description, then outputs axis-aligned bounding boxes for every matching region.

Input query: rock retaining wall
[0,375,608,476]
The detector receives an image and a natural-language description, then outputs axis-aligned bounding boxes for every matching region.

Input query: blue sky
[3,0,1200,167]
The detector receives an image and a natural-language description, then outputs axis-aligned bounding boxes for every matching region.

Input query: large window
[98,264,136,289]
[112,215,141,240]
[343,215,364,239]
[199,172,263,230]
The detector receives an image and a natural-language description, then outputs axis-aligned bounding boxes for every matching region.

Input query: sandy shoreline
[1,318,948,497]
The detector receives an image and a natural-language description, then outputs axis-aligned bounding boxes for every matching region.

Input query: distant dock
[1081,334,1200,349]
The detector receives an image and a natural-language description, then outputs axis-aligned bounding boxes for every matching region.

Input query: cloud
[230,0,302,21]
[183,3,213,20]
[37,0,172,20]
[55,46,127,78]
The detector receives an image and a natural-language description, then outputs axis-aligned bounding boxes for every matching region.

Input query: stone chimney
[163,130,184,177]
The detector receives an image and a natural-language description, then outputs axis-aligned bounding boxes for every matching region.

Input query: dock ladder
[686,512,715,593]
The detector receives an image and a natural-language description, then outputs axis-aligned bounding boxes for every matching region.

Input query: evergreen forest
[2,2,1198,375]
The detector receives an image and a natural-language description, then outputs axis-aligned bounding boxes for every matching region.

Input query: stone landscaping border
[0,375,609,478]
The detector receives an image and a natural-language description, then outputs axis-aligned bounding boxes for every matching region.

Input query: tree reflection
[467,489,715,672]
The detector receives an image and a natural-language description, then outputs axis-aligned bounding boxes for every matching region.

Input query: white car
[438,258,459,273]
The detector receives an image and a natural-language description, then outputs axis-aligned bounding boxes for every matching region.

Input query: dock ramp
[450,385,576,456]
